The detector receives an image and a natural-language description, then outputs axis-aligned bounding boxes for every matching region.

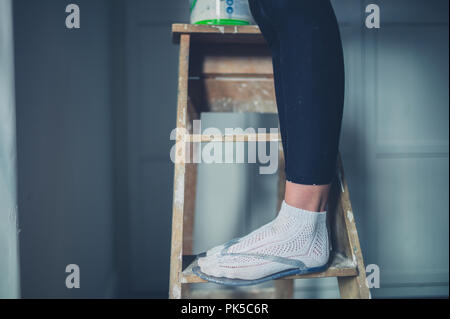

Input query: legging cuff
[285,173,335,186]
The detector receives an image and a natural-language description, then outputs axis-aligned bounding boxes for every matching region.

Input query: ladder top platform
[172,23,265,44]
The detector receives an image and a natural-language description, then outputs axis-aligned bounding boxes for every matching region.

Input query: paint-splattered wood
[172,23,265,44]
[335,155,371,299]
[190,43,273,76]
[169,33,191,300]
[186,133,281,143]
[193,78,277,113]
[188,287,276,299]
[181,252,358,284]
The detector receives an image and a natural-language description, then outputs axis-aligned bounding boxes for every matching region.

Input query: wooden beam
[172,23,265,44]
[169,33,191,300]
[187,133,281,143]
[336,155,371,299]
[181,252,358,284]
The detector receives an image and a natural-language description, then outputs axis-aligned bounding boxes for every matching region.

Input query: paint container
[190,0,255,25]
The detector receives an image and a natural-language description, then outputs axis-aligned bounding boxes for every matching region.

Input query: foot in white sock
[197,201,330,281]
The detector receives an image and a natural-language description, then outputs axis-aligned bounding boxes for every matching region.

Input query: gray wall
[0,0,20,299]
[14,0,116,298]
[8,0,448,298]
[355,0,449,298]
[122,0,189,298]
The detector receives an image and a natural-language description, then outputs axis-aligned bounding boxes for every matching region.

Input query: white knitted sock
[198,201,329,280]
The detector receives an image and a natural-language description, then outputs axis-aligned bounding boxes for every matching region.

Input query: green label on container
[194,19,250,25]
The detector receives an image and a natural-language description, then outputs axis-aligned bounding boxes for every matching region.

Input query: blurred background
[0,0,448,298]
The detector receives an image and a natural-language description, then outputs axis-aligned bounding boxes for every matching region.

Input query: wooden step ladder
[169,23,370,299]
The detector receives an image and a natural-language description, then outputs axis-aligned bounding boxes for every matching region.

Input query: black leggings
[248,0,345,185]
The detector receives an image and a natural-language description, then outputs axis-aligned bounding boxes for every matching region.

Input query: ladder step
[181,252,357,284]
[188,287,276,299]
[186,133,281,143]
[172,23,264,44]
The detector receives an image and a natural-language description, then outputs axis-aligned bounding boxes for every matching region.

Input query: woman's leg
[248,0,289,171]
[197,0,345,281]
[275,0,345,186]
[252,0,344,213]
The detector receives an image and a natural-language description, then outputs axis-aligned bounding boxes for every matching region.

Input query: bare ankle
[284,181,330,212]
